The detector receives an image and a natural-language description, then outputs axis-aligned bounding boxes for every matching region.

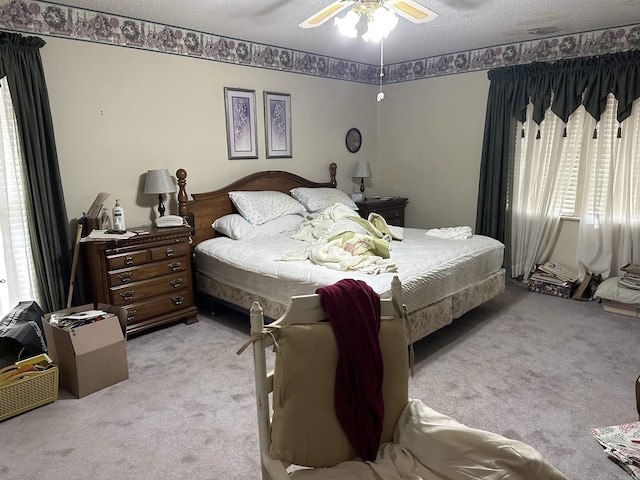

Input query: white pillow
[213,214,303,240]
[290,187,358,213]
[594,277,640,303]
[229,190,306,225]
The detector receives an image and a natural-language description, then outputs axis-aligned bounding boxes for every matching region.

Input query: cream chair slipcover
[242,276,567,480]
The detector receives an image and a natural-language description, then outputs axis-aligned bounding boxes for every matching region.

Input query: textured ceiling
[56,0,640,64]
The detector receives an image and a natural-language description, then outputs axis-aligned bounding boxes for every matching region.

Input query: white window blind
[513,104,584,218]
[554,106,585,217]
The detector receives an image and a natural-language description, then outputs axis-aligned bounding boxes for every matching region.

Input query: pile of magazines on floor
[592,422,640,479]
[530,261,578,287]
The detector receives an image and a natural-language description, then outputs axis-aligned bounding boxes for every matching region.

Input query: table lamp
[353,161,372,197]
[144,169,176,217]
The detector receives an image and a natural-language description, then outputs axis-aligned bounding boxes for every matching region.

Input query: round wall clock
[345,128,362,153]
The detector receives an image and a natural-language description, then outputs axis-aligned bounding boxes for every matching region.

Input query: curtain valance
[0,31,46,80]
[487,49,640,125]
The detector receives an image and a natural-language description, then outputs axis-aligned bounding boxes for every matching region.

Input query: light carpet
[1,281,639,479]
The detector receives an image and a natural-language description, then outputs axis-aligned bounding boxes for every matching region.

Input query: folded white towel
[425,226,473,239]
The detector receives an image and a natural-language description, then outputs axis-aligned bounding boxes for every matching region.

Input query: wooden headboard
[177,163,337,247]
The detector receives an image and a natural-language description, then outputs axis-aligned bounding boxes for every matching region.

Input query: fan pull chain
[377,37,385,102]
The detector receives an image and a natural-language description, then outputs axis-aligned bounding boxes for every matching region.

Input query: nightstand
[355,197,408,227]
[82,225,198,336]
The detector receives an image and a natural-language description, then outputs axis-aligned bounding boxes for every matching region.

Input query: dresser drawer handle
[126,310,136,321]
[124,256,134,266]
[118,272,133,282]
[171,296,184,306]
[168,261,181,271]
[120,290,135,301]
[165,248,174,257]
[170,278,183,288]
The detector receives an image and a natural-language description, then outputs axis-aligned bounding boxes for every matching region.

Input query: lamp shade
[144,169,176,195]
[353,161,372,179]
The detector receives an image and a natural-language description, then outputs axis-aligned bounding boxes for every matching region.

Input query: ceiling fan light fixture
[301,0,437,33]
[362,6,398,42]
[334,9,360,37]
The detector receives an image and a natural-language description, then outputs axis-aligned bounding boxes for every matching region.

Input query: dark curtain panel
[0,32,71,312]
[476,49,640,270]
[475,73,516,252]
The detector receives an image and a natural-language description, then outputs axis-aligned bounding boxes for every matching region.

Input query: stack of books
[619,264,640,290]
[528,261,578,299]
[603,299,640,317]
[599,264,640,317]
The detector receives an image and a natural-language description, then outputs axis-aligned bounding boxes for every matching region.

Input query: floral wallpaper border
[1,0,639,85]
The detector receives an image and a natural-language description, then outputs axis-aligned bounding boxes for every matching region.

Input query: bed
[176,163,505,343]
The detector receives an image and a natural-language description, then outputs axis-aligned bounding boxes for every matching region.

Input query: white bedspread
[290,399,567,480]
[194,228,504,312]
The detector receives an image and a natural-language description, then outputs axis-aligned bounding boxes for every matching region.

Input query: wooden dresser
[355,197,409,227]
[83,225,198,336]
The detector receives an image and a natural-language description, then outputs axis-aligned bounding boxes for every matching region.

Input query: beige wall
[549,219,580,271]
[41,37,378,228]
[39,36,576,269]
[375,71,490,229]
[40,36,490,232]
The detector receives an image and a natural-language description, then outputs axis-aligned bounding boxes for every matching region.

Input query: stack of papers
[592,422,640,479]
[530,261,578,287]
[52,310,111,330]
[620,264,640,291]
[81,229,137,241]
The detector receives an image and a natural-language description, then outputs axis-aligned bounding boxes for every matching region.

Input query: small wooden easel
[67,224,83,309]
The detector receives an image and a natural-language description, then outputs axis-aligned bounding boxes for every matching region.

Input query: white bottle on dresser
[112,199,126,231]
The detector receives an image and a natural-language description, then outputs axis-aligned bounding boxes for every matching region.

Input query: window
[511,93,640,279]
[0,77,37,316]
[514,103,586,219]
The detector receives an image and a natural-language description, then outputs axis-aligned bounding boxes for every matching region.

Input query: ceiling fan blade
[386,0,438,23]
[299,1,354,28]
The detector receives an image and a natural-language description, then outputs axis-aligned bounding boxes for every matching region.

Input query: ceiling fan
[300,0,437,101]
[299,0,438,30]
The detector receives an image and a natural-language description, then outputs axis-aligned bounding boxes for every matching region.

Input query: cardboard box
[42,304,128,398]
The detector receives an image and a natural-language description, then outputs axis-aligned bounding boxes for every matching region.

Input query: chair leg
[250,302,279,478]
[262,454,290,479]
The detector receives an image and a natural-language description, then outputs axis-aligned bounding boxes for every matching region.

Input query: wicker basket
[0,354,59,422]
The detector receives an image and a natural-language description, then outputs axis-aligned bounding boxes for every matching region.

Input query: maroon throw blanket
[316,279,383,462]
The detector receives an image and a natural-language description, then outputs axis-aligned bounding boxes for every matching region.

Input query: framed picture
[224,87,258,159]
[264,91,292,158]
